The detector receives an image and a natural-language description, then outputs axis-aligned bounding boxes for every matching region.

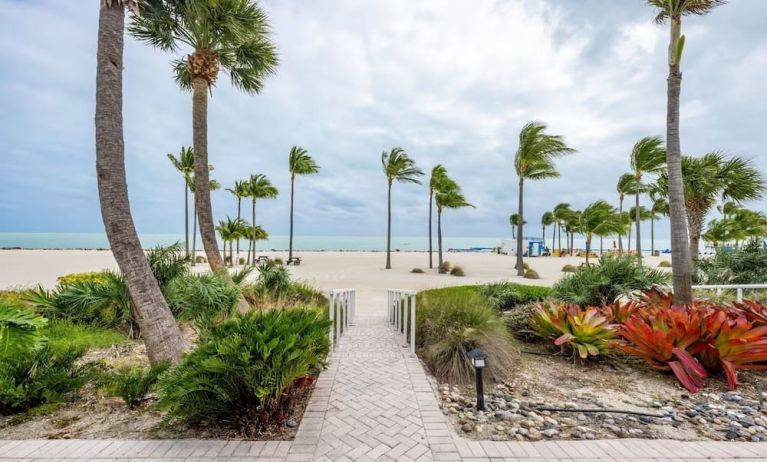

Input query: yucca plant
[0,300,47,355]
[101,362,170,409]
[531,302,617,359]
[158,309,330,432]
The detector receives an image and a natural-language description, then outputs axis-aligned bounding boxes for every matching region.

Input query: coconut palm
[428,164,449,269]
[616,173,636,255]
[167,146,195,256]
[95,0,184,365]
[552,202,572,256]
[130,0,278,273]
[288,146,319,262]
[541,212,554,248]
[382,148,423,269]
[435,180,474,269]
[717,201,740,221]
[509,213,526,240]
[246,174,278,263]
[514,122,576,274]
[630,136,666,260]
[579,201,620,264]
[225,180,250,265]
[564,209,582,256]
[658,152,765,259]
[647,0,726,303]
[216,217,247,266]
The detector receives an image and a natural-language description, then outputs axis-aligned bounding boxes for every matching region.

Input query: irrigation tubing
[534,407,667,418]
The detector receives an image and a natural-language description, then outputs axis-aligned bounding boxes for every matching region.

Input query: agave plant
[531,302,617,359]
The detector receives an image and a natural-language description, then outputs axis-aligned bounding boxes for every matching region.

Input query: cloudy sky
[1,0,765,239]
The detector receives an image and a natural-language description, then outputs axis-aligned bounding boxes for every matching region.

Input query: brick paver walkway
[2,289,767,461]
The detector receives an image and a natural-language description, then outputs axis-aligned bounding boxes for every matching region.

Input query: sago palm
[95,0,185,364]
[288,146,319,262]
[225,180,250,265]
[167,146,195,256]
[428,164,449,269]
[246,174,278,263]
[541,212,554,250]
[616,173,637,255]
[435,181,474,269]
[552,202,572,255]
[382,148,423,269]
[630,136,666,260]
[130,0,278,273]
[647,0,726,303]
[514,122,576,274]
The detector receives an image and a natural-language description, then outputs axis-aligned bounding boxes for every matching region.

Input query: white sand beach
[0,249,671,291]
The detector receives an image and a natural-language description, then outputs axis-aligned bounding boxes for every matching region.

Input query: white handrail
[387,289,416,355]
[693,284,767,302]
[328,288,356,350]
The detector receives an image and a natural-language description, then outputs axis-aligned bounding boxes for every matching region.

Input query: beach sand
[0,249,671,291]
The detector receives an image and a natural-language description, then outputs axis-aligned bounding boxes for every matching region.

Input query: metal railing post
[737,287,743,302]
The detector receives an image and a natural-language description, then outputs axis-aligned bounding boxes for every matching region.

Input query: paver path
[3,289,767,461]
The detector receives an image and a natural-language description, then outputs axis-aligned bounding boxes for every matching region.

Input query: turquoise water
[0,233,510,252]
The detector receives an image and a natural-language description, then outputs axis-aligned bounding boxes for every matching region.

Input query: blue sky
[1,0,765,238]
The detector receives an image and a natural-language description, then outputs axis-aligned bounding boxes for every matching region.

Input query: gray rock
[542,428,559,438]
[462,423,473,433]
[286,419,298,428]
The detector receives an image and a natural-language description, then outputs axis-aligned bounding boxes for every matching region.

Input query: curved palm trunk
[428,189,433,269]
[666,18,693,304]
[95,2,184,365]
[386,181,392,269]
[235,197,241,265]
[437,207,444,269]
[251,199,257,262]
[635,178,642,263]
[184,182,189,256]
[192,77,226,272]
[289,175,295,261]
[515,179,525,276]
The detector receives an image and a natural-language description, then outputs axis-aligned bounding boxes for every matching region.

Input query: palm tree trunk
[687,210,704,261]
[635,178,642,264]
[570,232,574,256]
[542,224,546,248]
[191,201,197,266]
[666,18,693,304]
[289,175,295,261]
[386,182,392,269]
[192,77,225,273]
[437,207,444,269]
[95,1,184,365]
[628,223,632,254]
[557,222,561,256]
[252,199,257,262]
[651,217,655,256]
[428,189,433,269]
[236,197,241,265]
[515,179,524,276]
[551,223,556,252]
[618,196,624,255]
[184,182,189,257]
[585,234,591,264]
[600,236,604,255]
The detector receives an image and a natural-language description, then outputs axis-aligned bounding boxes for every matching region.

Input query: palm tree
[167,146,194,256]
[435,181,474,269]
[647,0,725,304]
[541,212,554,249]
[630,136,666,260]
[650,197,670,255]
[658,152,764,258]
[514,122,576,274]
[246,174,278,263]
[552,203,572,256]
[717,201,740,221]
[189,173,219,266]
[382,148,423,269]
[428,164,449,269]
[579,201,621,264]
[225,180,250,265]
[130,0,278,273]
[509,213,526,239]
[287,146,319,262]
[628,205,654,253]
[616,173,636,255]
[216,217,247,266]
[95,0,184,365]
[564,210,582,256]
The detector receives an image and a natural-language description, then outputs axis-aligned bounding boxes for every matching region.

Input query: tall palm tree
[189,172,219,266]
[130,0,278,273]
[225,180,250,265]
[647,0,725,304]
[658,152,764,258]
[541,212,554,248]
[95,0,184,365]
[628,206,654,253]
[428,164,449,269]
[552,203,572,256]
[579,201,620,264]
[216,217,247,266]
[509,213,526,239]
[382,148,423,269]
[288,146,319,262]
[616,173,636,255]
[630,136,666,260]
[514,122,576,274]
[435,181,474,269]
[564,209,582,256]
[167,146,194,256]
[246,174,278,263]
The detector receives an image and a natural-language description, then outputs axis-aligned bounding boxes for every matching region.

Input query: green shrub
[257,262,291,296]
[101,362,170,409]
[42,319,127,353]
[56,272,109,288]
[658,260,672,268]
[273,258,284,265]
[231,265,255,285]
[479,282,550,311]
[438,261,452,274]
[562,264,577,273]
[551,255,671,306]
[165,273,240,333]
[411,268,425,274]
[0,300,47,355]
[158,309,330,430]
[450,266,465,277]
[195,256,207,264]
[0,345,90,414]
[524,269,540,279]
[416,287,517,385]
[146,243,190,291]
[694,240,767,285]
[238,257,246,265]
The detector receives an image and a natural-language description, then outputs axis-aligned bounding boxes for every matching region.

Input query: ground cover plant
[479,282,550,311]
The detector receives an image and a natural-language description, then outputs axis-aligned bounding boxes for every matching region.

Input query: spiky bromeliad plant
[531,302,617,359]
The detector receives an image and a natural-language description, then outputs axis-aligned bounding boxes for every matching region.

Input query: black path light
[467,348,486,411]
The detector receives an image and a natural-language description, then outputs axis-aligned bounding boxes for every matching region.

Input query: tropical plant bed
[435,345,767,442]
[0,335,317,440]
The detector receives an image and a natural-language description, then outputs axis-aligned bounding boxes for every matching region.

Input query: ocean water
[0,232,673,253]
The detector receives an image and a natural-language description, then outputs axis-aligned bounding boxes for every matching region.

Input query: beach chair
[287,256,302,266]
